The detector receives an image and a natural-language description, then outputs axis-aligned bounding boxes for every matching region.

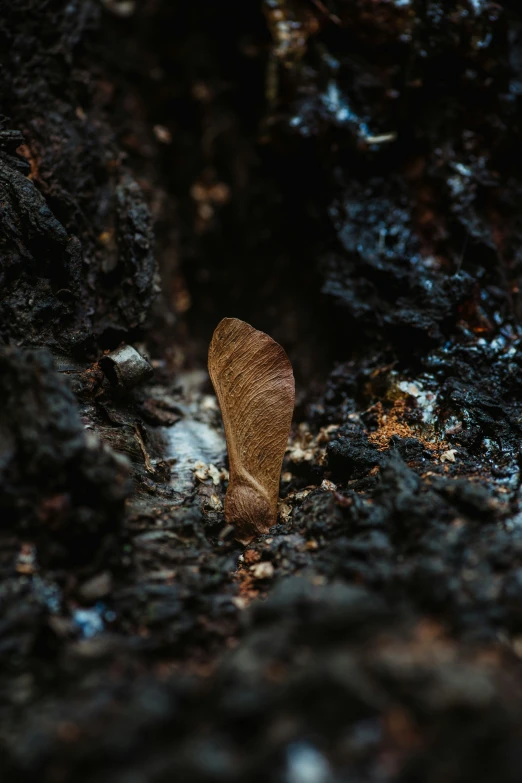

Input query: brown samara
[208,318,295,543]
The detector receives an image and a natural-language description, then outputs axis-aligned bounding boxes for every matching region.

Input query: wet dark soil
[3,1,522,781]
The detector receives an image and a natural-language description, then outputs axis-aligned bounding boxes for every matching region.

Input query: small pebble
[251,562,274,580]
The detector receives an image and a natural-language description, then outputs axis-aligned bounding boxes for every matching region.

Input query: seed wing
[208,318,295,517]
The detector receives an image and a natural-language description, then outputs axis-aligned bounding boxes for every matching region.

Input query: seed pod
[208,318,295,543]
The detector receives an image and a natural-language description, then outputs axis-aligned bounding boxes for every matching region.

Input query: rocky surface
[2,2,522,782]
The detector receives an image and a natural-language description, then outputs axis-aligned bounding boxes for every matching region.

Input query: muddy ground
[2,1,522,781]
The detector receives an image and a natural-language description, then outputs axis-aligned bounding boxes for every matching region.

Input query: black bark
[2,2,522,782]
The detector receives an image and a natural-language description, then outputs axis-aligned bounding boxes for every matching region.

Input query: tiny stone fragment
[99,345,153,390]
[250,561,275,580]
[193,461,222,485]
[320,479,337,491]
[441,449,458,463]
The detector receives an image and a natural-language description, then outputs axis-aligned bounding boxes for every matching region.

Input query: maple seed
[208,318,295,543]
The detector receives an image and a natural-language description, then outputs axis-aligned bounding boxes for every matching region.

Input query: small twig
[134,423,155,474]
[309,0,341,25]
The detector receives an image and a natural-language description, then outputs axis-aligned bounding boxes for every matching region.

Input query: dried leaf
[208,318,295,543]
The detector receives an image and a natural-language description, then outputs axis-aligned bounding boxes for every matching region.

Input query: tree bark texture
[2,2,522,782]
